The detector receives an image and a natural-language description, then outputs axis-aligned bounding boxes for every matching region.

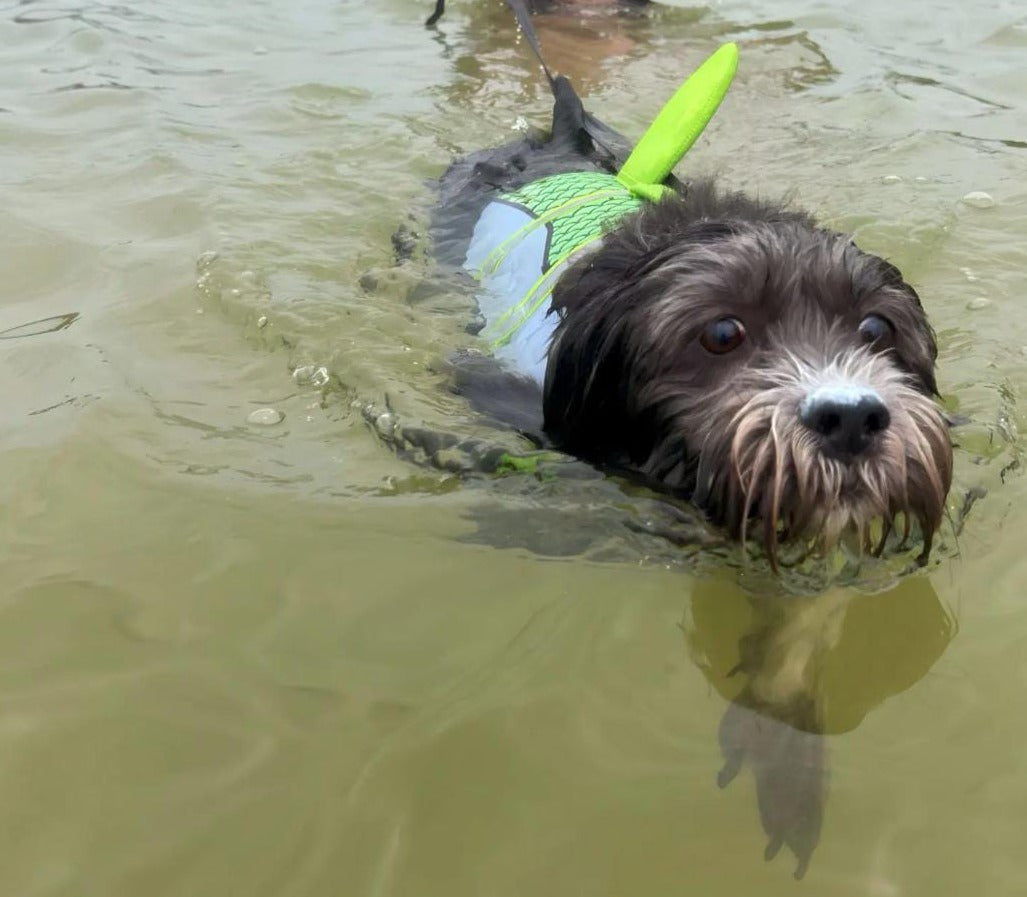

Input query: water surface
[2,0,1027,893]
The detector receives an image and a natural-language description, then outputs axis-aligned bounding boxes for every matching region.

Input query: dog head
[543,181,952,566]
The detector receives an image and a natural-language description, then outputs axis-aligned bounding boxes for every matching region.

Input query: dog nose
[800,386,890,456]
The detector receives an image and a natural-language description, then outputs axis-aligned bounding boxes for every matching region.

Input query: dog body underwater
[431,11,952,565]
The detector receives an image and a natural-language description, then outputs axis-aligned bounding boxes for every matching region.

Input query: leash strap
[425,0,446,26]
[426,0,555,90]
[504,0,556,87]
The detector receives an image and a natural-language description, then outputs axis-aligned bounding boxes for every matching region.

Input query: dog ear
[541,192,734,466]
[874,265,941,396]
[543,256,654,464]
[850,248,941,397]
[897,283,942,396]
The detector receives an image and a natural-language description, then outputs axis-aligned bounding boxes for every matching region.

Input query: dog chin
[735,501,911,574]
[801,495,899,556]
[700,431,945,570]
[693,352,952,569]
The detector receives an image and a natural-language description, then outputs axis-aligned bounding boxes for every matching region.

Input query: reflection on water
[365,394,957,878]
[685,573,955,877]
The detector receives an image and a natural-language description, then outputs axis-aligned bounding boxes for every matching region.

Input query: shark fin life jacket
[464,42,738,383]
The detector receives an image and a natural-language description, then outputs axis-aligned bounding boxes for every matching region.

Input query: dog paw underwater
[414,21,956,576]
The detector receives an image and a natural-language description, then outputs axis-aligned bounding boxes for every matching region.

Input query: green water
[2,0,1027,893]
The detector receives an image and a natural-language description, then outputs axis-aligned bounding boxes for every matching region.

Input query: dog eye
[858,314,892,344]
[700,317,747,354]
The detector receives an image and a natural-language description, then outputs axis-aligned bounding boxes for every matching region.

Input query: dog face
[543,181,952,565]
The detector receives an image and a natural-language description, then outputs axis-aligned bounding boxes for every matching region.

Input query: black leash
[503,0,555,86]
[426,0,556,86]
[425,0,555,79]
[425,0,446,26]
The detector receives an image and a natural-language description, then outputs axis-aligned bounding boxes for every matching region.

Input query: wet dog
[541,184,953,565]
[431,13,952,567]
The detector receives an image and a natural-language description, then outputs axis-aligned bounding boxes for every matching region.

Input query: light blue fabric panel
[464,200,560,384]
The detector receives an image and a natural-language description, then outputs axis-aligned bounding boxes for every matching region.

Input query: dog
[430,5,953,569]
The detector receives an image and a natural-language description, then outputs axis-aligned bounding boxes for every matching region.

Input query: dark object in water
[425,0,446,26]
[0,312,79,340]
[717,699,824,880]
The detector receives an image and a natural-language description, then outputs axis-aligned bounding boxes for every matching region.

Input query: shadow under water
[683,572,957,878]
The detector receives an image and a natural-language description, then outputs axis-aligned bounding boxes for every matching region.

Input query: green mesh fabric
[500,171,642,267]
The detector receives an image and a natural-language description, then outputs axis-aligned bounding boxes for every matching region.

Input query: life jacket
[463,42,739,383]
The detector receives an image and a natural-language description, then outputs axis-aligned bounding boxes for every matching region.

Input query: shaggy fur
[540,180,952,565]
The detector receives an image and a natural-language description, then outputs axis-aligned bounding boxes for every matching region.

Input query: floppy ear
[877,269,941,396]
[898,284,942,396]
[543,255,656,464]
[541,197,704,465]
[851,248,940,396]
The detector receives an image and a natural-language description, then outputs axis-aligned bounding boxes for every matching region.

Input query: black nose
[800,389,891,456]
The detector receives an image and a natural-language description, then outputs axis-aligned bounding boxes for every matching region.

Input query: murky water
[2,0,1027,893]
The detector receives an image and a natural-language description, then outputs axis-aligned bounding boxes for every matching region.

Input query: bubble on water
[511,116,529,132]
[254,45,269,55]
[293,364,329,387]
[229,288,241,297]
[881,175,902,185]
[966,297,991,310]
[196,250,219,271]
[915,176,928,183]
[247,408,284,426]
[256,315,268,328]
[961,191,995,209]
[959,267,978,282]
[374,412,396,439]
